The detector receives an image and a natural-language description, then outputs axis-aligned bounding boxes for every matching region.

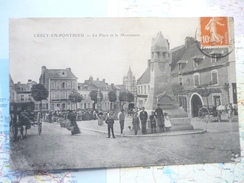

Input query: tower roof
[151,32,169,50]
[127,66,132,75]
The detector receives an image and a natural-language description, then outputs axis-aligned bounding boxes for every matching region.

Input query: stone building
[137,32,237,117]
[77,77,111,111]
[171,37,237,117]
[39,66,78,111]
[14,80,37,103]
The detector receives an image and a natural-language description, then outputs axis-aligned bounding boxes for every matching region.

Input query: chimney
[28,79,32,83]
[41,66,46,74]
[97,78,99,81]
[185,37,195,49]
[103,79,105,83]
[66,68,71,71]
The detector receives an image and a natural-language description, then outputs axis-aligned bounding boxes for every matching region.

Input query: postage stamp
[200,17,229,48]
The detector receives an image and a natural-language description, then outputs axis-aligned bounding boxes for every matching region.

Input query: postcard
[9,17,240,170]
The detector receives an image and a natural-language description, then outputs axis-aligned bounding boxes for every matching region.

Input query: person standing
[105,112,116,138]
[118,109,125,136]
[149,111,157,133]
[139,107,148,134]
[226,103,234,122]
[164,113,172,132]
[97,112,104,126]
[67,110,81,135]
[155,104,165,132]
[132,112,140,135]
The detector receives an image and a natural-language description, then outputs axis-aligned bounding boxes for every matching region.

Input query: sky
[9,17,199,85]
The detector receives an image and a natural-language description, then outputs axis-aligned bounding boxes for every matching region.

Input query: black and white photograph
[9,17,240,170]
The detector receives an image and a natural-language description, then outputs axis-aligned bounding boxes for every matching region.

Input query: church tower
[123,67,136,99]
[145,32,174,110]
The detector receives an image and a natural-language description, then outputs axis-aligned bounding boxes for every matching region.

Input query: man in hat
[118,109,125,136]
[139,107,148,134]
[155,104,165,132]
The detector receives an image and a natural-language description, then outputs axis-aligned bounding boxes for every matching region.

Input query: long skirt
[71,120,81,135]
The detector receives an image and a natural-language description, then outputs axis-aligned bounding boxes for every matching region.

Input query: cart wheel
[198,107,210,122]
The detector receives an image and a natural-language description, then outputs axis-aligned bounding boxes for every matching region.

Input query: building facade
[77,77,112,111]
[39,66,78,111]
[137,32,237,117]
[14,80,37,103]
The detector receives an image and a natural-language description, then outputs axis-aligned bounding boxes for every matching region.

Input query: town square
[9,18,240,170]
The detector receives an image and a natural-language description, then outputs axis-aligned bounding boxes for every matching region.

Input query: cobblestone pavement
[10,116,240,170]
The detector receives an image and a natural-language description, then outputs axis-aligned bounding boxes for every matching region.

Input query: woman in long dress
[67,110,81,135]
[97,112,104,126]
[164,113,172,132]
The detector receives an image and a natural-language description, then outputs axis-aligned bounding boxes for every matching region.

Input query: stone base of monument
[164,108,194,131]
[170,118,194,131]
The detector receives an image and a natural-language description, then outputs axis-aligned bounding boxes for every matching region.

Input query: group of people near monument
[102,104,172,138]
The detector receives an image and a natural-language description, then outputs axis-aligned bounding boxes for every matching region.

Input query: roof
[151,32,169,50]
[42,68,77,79]
[82,77,112,91]
[137,66,150,84]
[171,43,229,75]
[78,83,97,91]
[14,81,37,92]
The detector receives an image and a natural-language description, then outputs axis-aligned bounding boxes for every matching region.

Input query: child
[105,112,116,138]
[132,112,140,135]
[164,113,172,132]
[149,111,157,133]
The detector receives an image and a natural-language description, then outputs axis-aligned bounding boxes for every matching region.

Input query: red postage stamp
[200,17,229,47]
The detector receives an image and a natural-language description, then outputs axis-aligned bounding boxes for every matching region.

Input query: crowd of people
[101,104,172,138]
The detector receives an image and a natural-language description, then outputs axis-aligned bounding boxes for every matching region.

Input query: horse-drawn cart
[10,102,43,140]
[198,105,231,122]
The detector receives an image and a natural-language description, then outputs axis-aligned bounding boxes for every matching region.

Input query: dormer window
[193,55,204,68]
[177,60,187,71]
[209,50,223,63]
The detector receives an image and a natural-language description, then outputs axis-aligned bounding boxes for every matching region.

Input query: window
[51,92,55,100]
[211,70,218,85]
[51,81,55,89]
[148,85,150,93]
[56,91,60,99]
[144,86,146,94]
[56,81,61,89]
[67,82,71,89]
[62,91,66,99]
[21,95,24,101]
[28,95,31,101]
[193,73,200,87]
[62,82,66,89]
[211,57,218,63]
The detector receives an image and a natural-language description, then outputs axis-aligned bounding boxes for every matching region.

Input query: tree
[108,90,117,110]
[172,83,185,103]
[31,84,48,116]
[69,90,83,110]
[89,90,103,109]
[119,91,134,109]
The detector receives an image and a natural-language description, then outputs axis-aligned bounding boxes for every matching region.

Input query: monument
[144,32,193,131]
